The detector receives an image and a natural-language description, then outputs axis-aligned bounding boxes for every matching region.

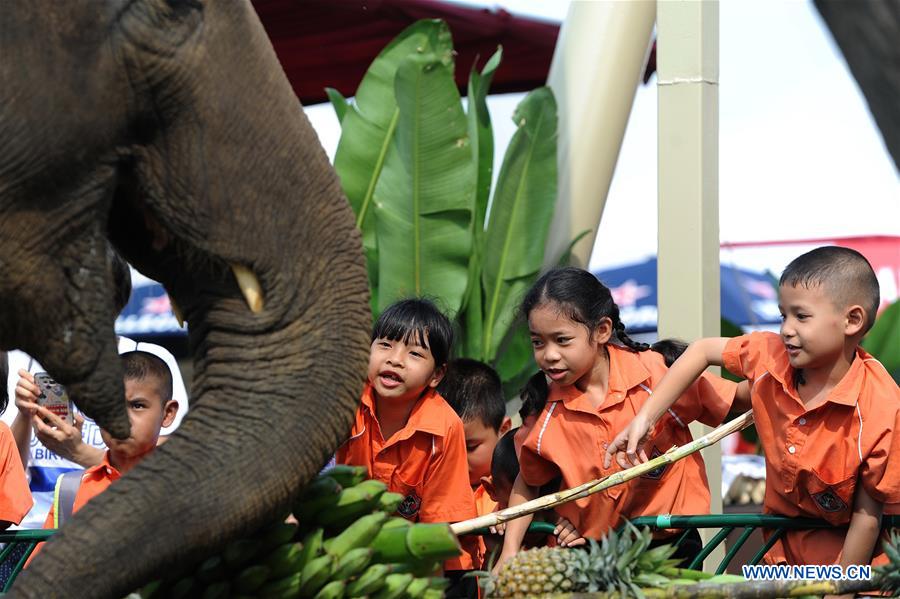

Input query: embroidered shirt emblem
[811,488,847,513]
[397,493,422,518]
[641,446,668,480]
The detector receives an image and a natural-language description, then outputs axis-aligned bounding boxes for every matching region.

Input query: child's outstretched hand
[604,413,652,469]
[554,516,585,548]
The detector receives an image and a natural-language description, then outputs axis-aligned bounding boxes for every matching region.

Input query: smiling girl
[494,267,748,571]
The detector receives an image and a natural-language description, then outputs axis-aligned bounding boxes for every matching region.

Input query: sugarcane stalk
[658,567,712,580]
[552,575,877,597]
[451,411,754,535]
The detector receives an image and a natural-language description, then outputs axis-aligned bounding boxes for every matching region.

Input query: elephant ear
[332,20,453,317]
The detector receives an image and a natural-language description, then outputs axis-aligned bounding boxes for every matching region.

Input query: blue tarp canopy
[115,271,184,337]
[116,259,781,337]
[593,257,781,334]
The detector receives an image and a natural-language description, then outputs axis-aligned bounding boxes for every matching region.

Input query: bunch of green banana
[137,466,460,598]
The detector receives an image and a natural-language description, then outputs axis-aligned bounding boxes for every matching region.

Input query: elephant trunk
[12,280,370,598]
[5,1,371,596]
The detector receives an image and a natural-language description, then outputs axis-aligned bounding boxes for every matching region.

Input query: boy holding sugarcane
[608,247,900,580]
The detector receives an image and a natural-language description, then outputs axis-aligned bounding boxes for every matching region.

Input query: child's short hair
[437,358,505,431]
[780,246,880,332]
[372,299,453,367]
[120,351,173,404]
[518,371,549,421]
[491,428,520,487]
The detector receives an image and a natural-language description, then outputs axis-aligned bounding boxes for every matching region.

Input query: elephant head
[0,1,370,596]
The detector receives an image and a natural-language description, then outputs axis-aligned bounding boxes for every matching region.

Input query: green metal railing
[5,515,897,589]
[626,514,900,573]
[0,530,54,591]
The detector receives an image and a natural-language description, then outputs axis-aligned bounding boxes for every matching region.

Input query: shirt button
[798,418,807,425]
[788,445,796,454]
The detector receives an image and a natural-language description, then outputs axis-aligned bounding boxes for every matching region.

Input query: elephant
[0,1,370,597]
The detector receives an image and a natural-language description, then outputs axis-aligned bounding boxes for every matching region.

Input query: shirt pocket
[392,471,426,521]
[804,469,856,524]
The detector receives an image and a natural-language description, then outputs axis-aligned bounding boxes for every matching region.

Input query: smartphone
[33,372,73,425]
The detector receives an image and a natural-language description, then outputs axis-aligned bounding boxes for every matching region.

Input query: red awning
[252,0,561,105]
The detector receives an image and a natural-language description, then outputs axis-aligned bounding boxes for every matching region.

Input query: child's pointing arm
[604,337,732,469]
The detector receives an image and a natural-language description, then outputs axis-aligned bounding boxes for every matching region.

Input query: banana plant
[862,300,900,383]
[329,19,560,389]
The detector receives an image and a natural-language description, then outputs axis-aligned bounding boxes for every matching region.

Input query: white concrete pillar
[657,0,723,570]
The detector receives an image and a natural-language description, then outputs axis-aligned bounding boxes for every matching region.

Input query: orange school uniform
[473,483,498,517]
[0,423,32,526]
[519,345,736,540]
[28,452,119,565]
[724,332,900,566]
[42,452,120,528]
[336,383,479,570]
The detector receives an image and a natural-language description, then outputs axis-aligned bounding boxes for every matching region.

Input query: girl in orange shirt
[495,267,747,570]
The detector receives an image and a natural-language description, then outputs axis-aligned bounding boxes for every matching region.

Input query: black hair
[437,358,505,431]
[518,371,549,421]
[371,298,453,368]
[649,338,688,367]
[779,246,880,333]
[0,351,7,415]
[120,351,173,404]
[108,246,133,314]
[491,429,520,488]
[521,266,651,353]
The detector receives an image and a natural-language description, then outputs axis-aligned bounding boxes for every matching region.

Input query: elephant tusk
[231,264,264,313]
[170,298,185,328]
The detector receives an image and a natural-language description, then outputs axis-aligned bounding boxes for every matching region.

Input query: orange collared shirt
[724,332,900,566]
[28,452,119,566]
[42,452,120,529]
[336,383,479,569]
[0,422,32,526]
[520,345,736,540]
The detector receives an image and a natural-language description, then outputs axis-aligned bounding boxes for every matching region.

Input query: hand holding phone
[33,372,73,426]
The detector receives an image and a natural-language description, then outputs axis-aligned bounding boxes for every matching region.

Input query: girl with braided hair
[494,267,749,571]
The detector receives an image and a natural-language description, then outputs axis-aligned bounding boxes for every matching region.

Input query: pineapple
[876,530,900,597]
[484,523,679,598]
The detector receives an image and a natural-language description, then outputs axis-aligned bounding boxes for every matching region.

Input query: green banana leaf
[460,47,502,359]
[495,321,538,399]
[333,20,453,316]
[325,87,349,124]
[556,229,592,267]
[468,47,501,246]
[481,87,558,361]
[373,53,475,315]
[862,300,900,380]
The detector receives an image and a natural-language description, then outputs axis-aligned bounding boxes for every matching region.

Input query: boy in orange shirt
[30,351,177,562]
[609,246,900,572]
[336,299,479,572]
[437,358,511,517]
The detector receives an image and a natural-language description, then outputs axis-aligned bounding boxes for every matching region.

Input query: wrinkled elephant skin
[0,2,370,597]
